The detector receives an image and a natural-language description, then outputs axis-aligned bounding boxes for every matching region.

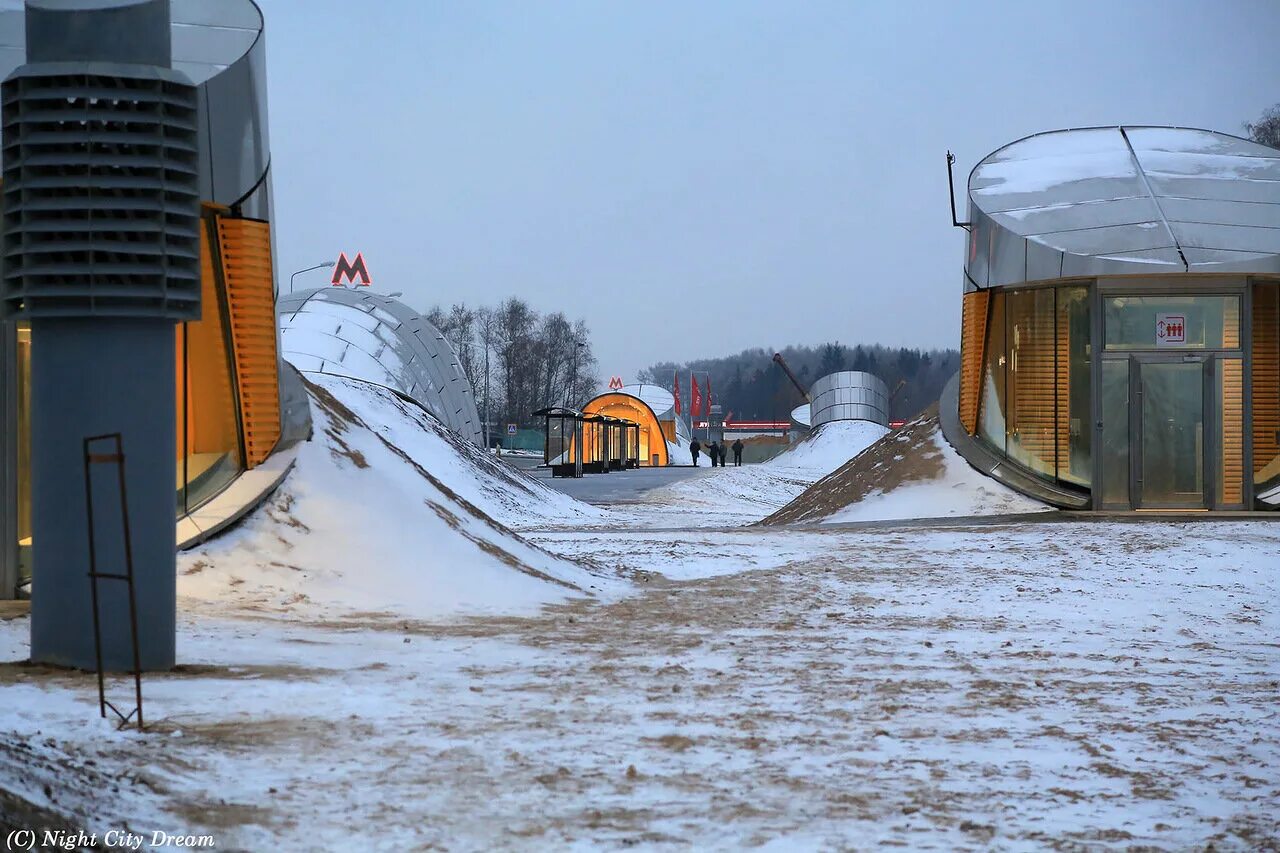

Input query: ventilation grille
[0,69,199,319]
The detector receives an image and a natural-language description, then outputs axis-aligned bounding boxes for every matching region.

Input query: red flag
[692,375,703,418]
[707,375,713,410]
[673,370,681,416]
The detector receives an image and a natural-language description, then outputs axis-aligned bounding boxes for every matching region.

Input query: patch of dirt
[0,601,30,622]
[760,407,944,525]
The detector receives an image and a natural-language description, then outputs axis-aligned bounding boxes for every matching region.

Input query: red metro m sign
[331,252,372,287]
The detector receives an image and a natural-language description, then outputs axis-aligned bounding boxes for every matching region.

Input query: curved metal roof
[277,288,483,445]
[610,383,676,419]
[966,126,1280,287]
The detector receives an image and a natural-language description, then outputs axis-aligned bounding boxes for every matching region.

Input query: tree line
[639,342,960,423]
[423,297,599,441]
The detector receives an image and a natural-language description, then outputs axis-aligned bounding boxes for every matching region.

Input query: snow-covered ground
[177,374,617,622]
[1,521,1277,849]
[608,420,888,528]
[2,395,1278,850]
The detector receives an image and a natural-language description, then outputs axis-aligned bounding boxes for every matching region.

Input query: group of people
[689,437,744,467]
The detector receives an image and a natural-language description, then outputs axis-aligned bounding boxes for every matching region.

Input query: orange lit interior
[582,393,669,466]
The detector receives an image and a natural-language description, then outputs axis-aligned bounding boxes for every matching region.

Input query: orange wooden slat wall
[1009,294,1057,468]
[1221,358,1243,504]
[958,291,989,435]
[1055,295,1070,478]
[216,216,281,468]
[1253,283,1280,478]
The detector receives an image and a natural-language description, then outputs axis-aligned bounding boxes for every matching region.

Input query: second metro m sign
[331,252,372,287]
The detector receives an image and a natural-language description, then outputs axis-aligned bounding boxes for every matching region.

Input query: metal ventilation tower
[1,0,198,669]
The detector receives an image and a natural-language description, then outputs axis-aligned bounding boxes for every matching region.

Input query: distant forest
[639,343,959,423]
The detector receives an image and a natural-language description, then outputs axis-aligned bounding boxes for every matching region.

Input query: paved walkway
[528,465,713,504]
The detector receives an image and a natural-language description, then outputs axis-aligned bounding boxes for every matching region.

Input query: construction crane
[772,352,810,402]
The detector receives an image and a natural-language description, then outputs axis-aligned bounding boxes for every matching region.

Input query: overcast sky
[260,0,1280,381]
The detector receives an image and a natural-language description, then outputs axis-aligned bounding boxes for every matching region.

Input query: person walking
[732,438,744,466]
[719,442,729,467]
[708,440,720,467]
[690,438,701,467]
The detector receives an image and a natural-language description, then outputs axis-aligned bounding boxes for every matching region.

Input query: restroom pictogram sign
[1156,313,1186,347]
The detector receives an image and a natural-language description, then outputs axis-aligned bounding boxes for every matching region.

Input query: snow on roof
[968,126,1280,275]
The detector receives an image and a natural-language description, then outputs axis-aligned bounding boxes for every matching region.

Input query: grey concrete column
[0,321,15,600]
[28,321,176,669]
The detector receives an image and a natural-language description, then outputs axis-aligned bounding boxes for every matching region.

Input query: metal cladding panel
[198,30,269,206]
[1171,221,1280,255]
[990,195,1158,235]
[1159,196,1280,230]
[809,371,889,427]
[790,403,811,427]
[277,288,483,445]
[988,223,1026,287]
[1143,174,1279,205]
[1025,238,1064,282]
[1180,248,1280,273]
[25,0,170,66]
[966,126,1280,289]
[1034,222,1174,256]
[965,208,992,289]
[1060,247,1184,277]
[277,359,312,449]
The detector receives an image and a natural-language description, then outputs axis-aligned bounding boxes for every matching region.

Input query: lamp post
[288,260,335,294]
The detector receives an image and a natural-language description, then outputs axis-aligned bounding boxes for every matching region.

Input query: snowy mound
[629,420,887,527]
[762,409,1049,525]
[766,420,889,471]
[178,375,618,620]
[317,376,607,530]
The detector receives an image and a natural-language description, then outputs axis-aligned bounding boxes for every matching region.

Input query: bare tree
[495,297,538,430]
[426,297,599,436]
[1246,103,1280,150]
[569,317,598,407]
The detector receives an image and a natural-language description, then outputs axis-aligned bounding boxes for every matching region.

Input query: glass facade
[581,392,670,466]
[1098,359,1129,507]
[977,293,1006,452]
[1006,288,1057,478]
[14,215,265,587]
[975,283,1091,492]
[973,277,1257,509]
[1105,295,1239,351]
[176,216,245,514]
[1253,282,1280,488]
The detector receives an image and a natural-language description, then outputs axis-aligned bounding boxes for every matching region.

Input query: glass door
[1135,357,1207,509]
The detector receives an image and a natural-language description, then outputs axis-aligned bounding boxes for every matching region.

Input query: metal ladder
[83,433,144,731]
